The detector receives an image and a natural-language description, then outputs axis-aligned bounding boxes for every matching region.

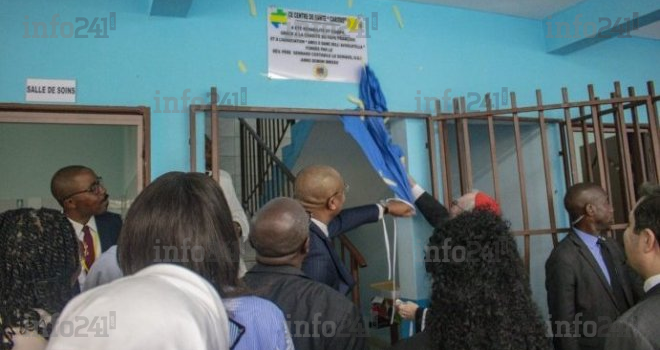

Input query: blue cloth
[341,65,414,203]
[224,296,293,350]
[574,228,612,285]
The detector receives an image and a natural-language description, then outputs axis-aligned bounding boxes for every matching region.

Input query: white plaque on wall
[26,78,77,103]
[267,7,368,83]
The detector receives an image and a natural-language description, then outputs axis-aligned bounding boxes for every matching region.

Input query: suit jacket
[604,283,660,350]
[95,211,122,252]
[545,231,643,350]
[302,205,379,294]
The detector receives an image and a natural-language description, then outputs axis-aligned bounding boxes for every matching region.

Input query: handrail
[256,118,295,155]
[240,119,296,180]
[339,235,368,267]
[239,116,368,308]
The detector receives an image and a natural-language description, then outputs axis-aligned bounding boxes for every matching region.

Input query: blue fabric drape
[341,65,414,203]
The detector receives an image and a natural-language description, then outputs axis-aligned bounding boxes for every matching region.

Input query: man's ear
[62,197,76,211]
[327,195,338,211]
[584,203,595,217]
[301,236,310,255]
[642,229,658,253]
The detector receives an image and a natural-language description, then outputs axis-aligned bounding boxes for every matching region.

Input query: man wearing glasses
[51,165,122,286]
[294,165,414,295]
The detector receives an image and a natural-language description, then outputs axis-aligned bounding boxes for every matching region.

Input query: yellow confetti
[347,0,354,8]
[392,5,404,29]
[247,0,257,17]
[346,17,360,32]
[347,95,365,110]
[237,60,247,73]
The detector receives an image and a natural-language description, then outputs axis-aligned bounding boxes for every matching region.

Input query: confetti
[238,60,248,73]
[392,5,404,29]
[247,0,257,17]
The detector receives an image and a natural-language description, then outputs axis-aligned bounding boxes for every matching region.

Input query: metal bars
[429,81,659,271]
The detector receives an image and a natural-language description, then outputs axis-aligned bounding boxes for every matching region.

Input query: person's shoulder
[302,278,356,308]
[226,295,284,316]
[607,302,657,348]
[548,232,579,259]
[96,211,122,222]
[619,295,660,324]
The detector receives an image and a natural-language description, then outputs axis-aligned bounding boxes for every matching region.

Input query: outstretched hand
[386,199,415,217]
[396,301,419,320]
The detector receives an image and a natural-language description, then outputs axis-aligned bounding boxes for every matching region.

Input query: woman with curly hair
[392,209,551,350]
[0,208,80,350]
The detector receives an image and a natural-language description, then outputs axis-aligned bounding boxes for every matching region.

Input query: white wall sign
[267,7,368,83]
[26,78,77,103]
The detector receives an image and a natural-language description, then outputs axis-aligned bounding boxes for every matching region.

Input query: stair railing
[239,117,368,308]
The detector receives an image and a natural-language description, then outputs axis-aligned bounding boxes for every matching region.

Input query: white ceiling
[396,0,660,39]
[396,0,586,20]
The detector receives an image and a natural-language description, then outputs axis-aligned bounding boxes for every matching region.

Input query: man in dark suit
[51,165,121,286]
[244,197,367,350]
[294,165,414,294]
[546,182,642,350]
[605,185,660,350]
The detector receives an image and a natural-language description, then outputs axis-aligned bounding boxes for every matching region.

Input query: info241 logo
[23,13,116,39]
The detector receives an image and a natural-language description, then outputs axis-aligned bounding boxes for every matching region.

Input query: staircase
[239,118,368,308]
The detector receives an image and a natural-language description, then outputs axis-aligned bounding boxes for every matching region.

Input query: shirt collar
[68,216,98,239]
[310,217,329,237]
[643,274,660,293]
[574,227,601,249]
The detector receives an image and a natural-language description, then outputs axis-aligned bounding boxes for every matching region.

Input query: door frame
[0,103,150,191]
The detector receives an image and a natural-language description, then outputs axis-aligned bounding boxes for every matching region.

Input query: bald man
[294,165,414,294]
[243,197,367,350]
[51,165,121,287]
[546,182,642,350]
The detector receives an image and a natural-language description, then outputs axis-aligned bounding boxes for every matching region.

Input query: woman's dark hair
[0,208,80,349]
[426,210,550,350]
[118,172,241,297]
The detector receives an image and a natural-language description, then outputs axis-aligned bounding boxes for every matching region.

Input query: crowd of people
[1,161,658,350]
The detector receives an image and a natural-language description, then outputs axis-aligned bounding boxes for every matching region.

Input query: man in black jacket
[243,197,367,350]
[605,185,660,350]
[546,182,642,350]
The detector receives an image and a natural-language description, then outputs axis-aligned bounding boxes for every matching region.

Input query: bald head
[250,197,309,263]
[51,165,93,205]
[564,182,605,220]
[294,165,344,210]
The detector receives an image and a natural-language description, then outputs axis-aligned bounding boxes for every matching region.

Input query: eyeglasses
[330,183,350,198]
[60,177,104,201]
[228,317,245,350]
